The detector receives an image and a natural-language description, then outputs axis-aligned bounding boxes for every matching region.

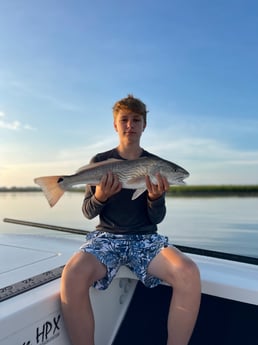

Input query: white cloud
[143,131,258,165]
[0,118,21,130]
[0,111,36,131]
[23,124,37,131]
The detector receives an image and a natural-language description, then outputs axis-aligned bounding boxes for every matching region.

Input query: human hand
[145,173,169,200]
[94,172,122,202]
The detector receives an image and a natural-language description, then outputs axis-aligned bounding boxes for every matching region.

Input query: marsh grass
[1,185,258,197]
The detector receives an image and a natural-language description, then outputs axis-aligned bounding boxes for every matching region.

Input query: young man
[60,95,201,345]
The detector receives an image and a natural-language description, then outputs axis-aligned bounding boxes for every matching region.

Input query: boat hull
[0,268,138,345]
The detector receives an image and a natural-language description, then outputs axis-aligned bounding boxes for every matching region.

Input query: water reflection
[1,192,258,258]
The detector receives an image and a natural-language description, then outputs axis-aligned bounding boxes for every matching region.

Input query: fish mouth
[175,172,189,183]
[174,177,188,185]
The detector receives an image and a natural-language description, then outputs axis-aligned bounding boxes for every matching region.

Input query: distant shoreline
[167,185,258,197]
[1,185,258,197]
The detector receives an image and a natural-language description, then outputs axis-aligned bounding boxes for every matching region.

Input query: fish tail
[34,176,65,207]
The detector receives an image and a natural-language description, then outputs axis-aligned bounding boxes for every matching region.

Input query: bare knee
[60,251,106,300]
[172,256,200,291]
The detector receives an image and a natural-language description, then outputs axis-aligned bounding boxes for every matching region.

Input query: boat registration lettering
[20,313,61,345]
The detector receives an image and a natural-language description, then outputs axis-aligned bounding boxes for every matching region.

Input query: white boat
[1,218,258,345]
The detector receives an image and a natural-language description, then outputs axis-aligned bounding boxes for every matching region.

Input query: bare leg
[60,251,107,345]
[148,246,201,345]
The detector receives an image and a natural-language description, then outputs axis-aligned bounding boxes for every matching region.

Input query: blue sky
[1,0,258,187]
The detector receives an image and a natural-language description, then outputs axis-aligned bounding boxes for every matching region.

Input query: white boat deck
[0,227,258,345]
[0,232,83,289]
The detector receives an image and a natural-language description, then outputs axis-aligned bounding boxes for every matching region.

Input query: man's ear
[114,121,118,132]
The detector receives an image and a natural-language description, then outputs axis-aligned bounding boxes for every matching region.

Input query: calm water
[1,192,258,258]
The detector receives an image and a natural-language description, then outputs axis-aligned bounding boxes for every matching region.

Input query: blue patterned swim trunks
[80,231,171,290]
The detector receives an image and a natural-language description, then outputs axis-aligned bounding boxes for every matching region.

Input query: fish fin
[126,176,146,185]
[131,188,146,200]
[171,180,186,186]
[34,176,65,207]
[76,158,124,173]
